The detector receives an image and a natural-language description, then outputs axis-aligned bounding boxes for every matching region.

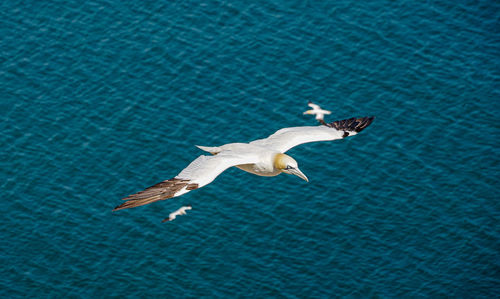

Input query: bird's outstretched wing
[250,116,374,153]
[307,101,321,110]
[113,153,259,211]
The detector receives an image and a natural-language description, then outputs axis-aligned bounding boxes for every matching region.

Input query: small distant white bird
[303,101,332,124]
[113,116,374,214]
[162,205,192,222]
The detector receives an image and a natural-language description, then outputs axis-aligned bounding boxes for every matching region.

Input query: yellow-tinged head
[273,153,309,182]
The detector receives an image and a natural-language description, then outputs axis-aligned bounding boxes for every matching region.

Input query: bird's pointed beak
[290,167,309,182]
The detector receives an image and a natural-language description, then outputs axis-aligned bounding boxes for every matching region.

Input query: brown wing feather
[113,178,190,211]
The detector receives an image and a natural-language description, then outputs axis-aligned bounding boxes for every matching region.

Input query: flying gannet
[303,101,332,125]
[113,116,374,212]
[162,205,192,223]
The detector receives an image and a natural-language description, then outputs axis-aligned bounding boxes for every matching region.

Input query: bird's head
[274,153,309,182]
[303,110,314,115]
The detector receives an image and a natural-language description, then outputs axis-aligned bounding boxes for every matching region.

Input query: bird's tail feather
[195,145,221,155]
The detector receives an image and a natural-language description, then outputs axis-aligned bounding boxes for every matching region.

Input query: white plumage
[303,101,332,121]
[162,205,192,222]
[113,116,374,214]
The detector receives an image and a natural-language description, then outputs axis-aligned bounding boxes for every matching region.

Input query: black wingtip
[327,116,375,134]
[355,116,375,132]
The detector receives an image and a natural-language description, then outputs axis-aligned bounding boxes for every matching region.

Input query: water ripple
[1,0,499,297]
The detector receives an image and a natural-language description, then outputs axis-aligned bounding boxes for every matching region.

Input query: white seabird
[303,101,332,124]
[113,116,374,212]
[162,205,192,223]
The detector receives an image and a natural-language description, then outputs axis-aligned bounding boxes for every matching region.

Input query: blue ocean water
[1,0,499,297]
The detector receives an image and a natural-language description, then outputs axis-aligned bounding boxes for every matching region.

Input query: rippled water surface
[1,0,499,297]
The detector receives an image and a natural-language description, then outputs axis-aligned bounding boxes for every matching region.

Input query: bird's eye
[286,165,294,170]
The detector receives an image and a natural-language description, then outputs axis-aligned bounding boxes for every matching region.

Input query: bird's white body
[235,162,281,177]
[198,143,280,176]
[163,206,192,222]
[173,143,289,198]
[304,101,332,121]
[172,123,365,198]
[113,116,374,213]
